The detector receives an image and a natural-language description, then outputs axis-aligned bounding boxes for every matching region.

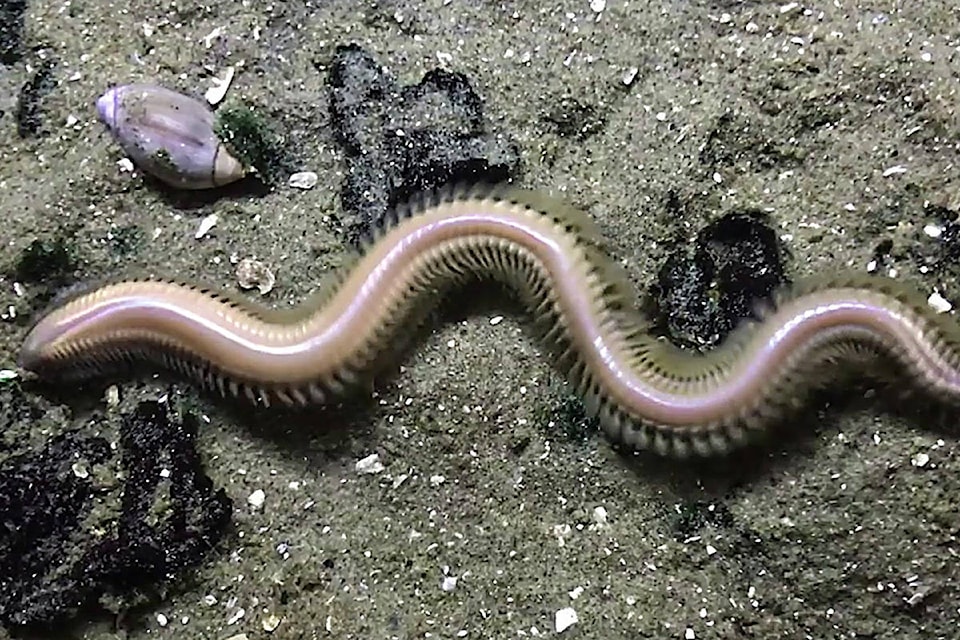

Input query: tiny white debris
[205,66,235,105]
[441,575,458,591]
[159,468,171,478]
[928,291,952,313]
[882,165,908,177]
[923,224,943,238]
[142,22,154,37]
[356,453,385,474]
[72,462,89,479]
[866,260,877,273]
[912,452,930,467]
[489,315,504,325]
[157,613,168,627]
[65,114,78,127]
[719,13,732,23]
[104,384,120,406]
[0,369,18,381]
[568,586,584,599]
[745,21,759,32]
[430,474,445,486]
[622,66,639,86]
[706,544,717,556]
[195,214,218,239]
[201,26,224,48]
[920,51,933,63]
[779,2,799,13]
[590,0,605,12]
[685,629,696,640]
[236,258,276,295]
[555,607,578,633]
[247,489,265,509]
[226,608,246,625]
[844,203,856,211]
[712,172,723,184]
[117,157,135,173]
[289,171,319,190]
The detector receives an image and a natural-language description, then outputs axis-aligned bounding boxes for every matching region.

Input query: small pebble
[912,452,930,467]
[289,171,319,190]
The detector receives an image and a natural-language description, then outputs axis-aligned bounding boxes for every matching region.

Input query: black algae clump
[0,398,232,632]
[13,235,77,285]
[0,0,27,64]
[652,209,788,349]
[16,58,57,138]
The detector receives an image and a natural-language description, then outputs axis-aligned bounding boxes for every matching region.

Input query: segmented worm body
[18,185,960,457]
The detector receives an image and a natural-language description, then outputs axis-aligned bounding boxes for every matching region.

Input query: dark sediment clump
[0,396,232,633]
[323,43,522,246]
[650,205,788,350]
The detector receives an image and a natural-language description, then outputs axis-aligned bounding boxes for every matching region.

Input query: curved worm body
[17,185,960,457]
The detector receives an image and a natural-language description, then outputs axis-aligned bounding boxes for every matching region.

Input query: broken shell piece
[96,83,246,190]
[288,171,318,190]
[236,258,275,295]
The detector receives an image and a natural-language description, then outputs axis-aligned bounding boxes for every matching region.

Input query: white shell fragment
[247,489,265,508]
[288,171,319,190]
[195,214,219,239]
[355,453,385,474]
[555,607,578,633]
[928,291,952,313]
[205,66,236,106]
[236,258,276,295]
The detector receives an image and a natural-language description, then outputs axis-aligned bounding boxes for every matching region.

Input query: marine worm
[17,184,960,457]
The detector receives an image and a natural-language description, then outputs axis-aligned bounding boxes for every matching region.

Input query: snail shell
[96,84,246,190]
